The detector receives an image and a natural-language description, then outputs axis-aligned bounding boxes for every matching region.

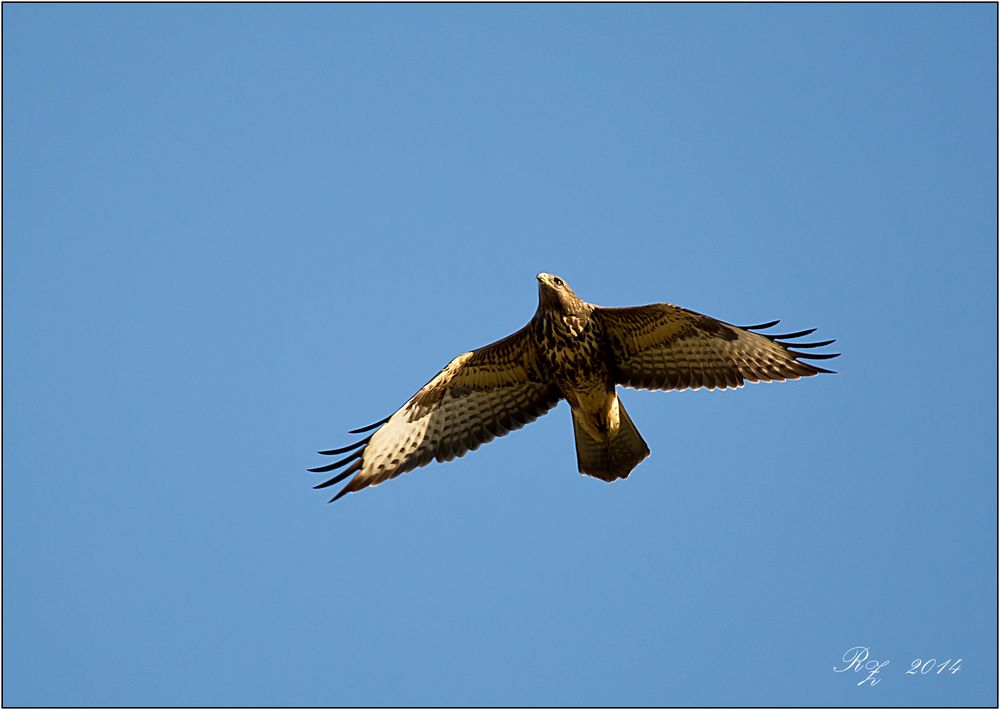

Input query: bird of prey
[311,273,838,502]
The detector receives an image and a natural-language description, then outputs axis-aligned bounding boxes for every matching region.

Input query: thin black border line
[1,1,997,709]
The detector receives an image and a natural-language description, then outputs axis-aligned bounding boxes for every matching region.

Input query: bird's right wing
[595,303,839,391]
[310,325,561,502]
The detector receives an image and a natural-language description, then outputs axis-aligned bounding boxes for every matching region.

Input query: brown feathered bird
[311,273,838,502]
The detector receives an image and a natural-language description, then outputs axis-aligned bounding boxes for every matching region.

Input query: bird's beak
[536,273,547,284]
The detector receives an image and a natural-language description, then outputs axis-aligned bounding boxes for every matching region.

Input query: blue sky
[3,3,996,707]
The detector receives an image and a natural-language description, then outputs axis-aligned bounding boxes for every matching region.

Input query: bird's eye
[554,277,564,287]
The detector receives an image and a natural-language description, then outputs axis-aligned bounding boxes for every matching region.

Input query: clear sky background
[3,4,996,707]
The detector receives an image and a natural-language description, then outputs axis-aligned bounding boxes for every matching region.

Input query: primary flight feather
[311,273,839,502]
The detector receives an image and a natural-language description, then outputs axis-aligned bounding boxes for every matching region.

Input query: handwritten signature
[833,646,962,687]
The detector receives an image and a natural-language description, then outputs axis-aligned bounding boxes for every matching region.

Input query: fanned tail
[572,398,650,482]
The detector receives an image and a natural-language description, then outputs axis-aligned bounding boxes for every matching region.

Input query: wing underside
[310,326,561,502]
[596,304,840,391]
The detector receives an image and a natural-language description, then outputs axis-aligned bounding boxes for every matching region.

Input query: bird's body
[311,273,839,502]
[531,280,606,427]
[529,274,649,479]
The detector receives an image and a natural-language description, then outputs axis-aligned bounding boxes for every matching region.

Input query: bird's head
[536,272,582,313]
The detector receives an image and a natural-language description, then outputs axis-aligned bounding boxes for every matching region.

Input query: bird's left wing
[594,303,839,391]
[310,325,561,502]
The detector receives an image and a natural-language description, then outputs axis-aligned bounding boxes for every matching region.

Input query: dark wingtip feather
[308,449,362,473]
[312,471,350,489]
[768,328,817,340]
[740,319,780,330]
[348,416,390,434]
[776,338,835,349]
[314,461,362,489]
[787,350,841,360]
[329,484,356,503]
[317,435,371,456]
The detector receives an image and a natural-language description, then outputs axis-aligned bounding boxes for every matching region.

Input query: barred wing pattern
[310,326,562,502]
[595,304,839,391]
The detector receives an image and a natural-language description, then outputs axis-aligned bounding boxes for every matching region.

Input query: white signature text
[833,646,962,687]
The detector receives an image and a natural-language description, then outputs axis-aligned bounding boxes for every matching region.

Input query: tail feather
[572,399,650,482]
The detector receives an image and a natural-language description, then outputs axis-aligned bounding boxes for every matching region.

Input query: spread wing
[309,326,561,502]
[595,304,839,391]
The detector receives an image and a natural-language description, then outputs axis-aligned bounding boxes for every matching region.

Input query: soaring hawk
[311,273,838,502]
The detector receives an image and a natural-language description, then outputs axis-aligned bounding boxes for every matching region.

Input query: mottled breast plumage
[532,309,611,396]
